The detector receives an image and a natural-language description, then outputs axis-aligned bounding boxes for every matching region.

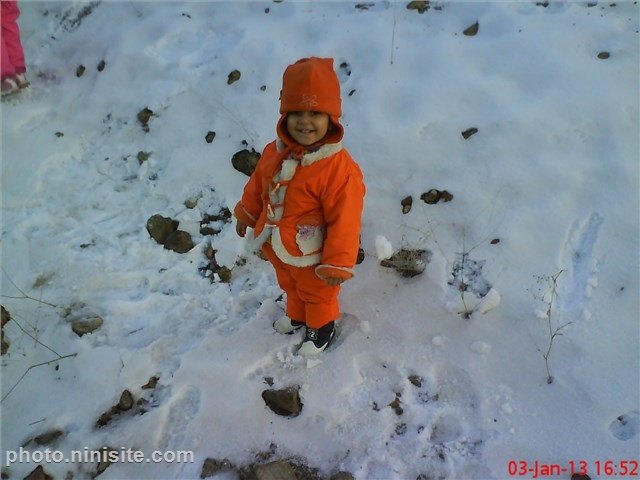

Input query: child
[1,0,29,98]
[234,57,365,356]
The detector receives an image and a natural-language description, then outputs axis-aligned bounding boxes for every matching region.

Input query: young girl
[234,57,365,356]
[1,0,29,98]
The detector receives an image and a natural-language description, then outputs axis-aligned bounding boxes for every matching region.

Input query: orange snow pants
[262,244,340,329]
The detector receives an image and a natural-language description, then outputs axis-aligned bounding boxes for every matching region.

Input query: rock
[250,460,298,480]
[164,230,195,253]
[205,131,216,143]
[201,458,234,478]
[76,65,85,77]
[421,189,441,204]
[117,390,134,411]
[141,376,159,389]
[34,429,64,446]
[24,465,53,480]
[261,386,303,417]
[330,473,355,480]
[490,238,500,245]
[401,195,413,214]
[232,149,261,176]
[408,375,423,388]
[137,151,151,164]
[356,247,365,265]
[97,59,106,72]
[1,306,10,356]
[228,70,241,85]
[407,1,430,13]
[1,306,11,327]
[597,51,610,59]
[146,214,179,244]
[420,189,453,204]
[380,248,430,278]
[71,316,104,336]
[463,21,479,36]
[137,107,154,132]
[462,127,478,139]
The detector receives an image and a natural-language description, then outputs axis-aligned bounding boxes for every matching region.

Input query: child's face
[286,111,330,146]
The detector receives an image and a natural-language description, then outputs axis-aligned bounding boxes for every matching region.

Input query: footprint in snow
[609,410,639,441]
[558,212,604,311]
[338,354,489,478]
[156,385,201,451]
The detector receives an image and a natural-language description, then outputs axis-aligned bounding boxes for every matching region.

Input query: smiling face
[286,111,330,146]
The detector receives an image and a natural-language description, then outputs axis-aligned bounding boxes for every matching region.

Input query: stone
[462,127,478,139]
[34,429,64,446]
[401,195,413,214]
[253,460,297,480]
[232,149,261,176]
[380,249,430,278]
[146,214,179,244]
[164,230,195,253]
[261,386,303,417]
[407,1,430,13]
[24,465,53,480]
[71,316,104,336]
[117,390,134,411]
[200,458,234,478]
[463,21,479,36]
[228,70,241,85]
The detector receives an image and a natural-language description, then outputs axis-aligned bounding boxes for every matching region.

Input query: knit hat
[277,57,344,147]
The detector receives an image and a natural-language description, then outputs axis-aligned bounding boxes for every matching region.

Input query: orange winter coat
[234,139,365,280]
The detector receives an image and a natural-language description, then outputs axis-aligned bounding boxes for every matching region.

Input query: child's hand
[325,277,346,286]
[235,220,248,237]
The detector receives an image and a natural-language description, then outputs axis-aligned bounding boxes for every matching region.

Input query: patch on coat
[296,224,324,255]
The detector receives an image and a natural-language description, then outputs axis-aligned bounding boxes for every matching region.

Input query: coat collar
[276,139,343,167]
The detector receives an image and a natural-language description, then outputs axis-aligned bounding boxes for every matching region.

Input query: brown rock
[24,465,52,480]
[262,386,303,417]
[1,306,11,327]
[205,131,216,143]
[407,1,430,13]
[597,51,610,59]
[228,70,241,85]
[34,429,64,446]
[462,127,478,139]
[401,196,413,214]
[232,149,261,176]
[201,458,234,478]
[71,316,104,336]
[463,21,479,36]
[253,460,297,480]
[117,390,134,411]
[146,214,179,244]
[164,230,195,253]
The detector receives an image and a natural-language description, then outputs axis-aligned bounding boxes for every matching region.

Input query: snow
[1,1,638,479]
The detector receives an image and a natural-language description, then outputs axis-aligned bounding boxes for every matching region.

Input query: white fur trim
[301,142,343,166]
[271,228,322,267]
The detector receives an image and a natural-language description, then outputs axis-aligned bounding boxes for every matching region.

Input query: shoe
[15,73,29,89]
[297,322,335,356]
[1,77,19,98]
[273,316,304,334]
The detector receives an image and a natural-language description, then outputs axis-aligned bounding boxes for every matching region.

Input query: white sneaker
[297,322,336,356]
[273,316,304,334]
[15,73,29,89]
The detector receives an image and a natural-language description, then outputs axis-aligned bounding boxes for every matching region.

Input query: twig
[538,270,570,384]
[390,3,398,64]
[1,268,58,308]
[2,353,78,402]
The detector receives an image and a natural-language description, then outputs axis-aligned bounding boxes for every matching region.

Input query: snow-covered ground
[1,1,638,479]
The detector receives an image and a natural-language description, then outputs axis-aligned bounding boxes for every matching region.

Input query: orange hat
[277,57,344,146]
[279,57,342,117]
